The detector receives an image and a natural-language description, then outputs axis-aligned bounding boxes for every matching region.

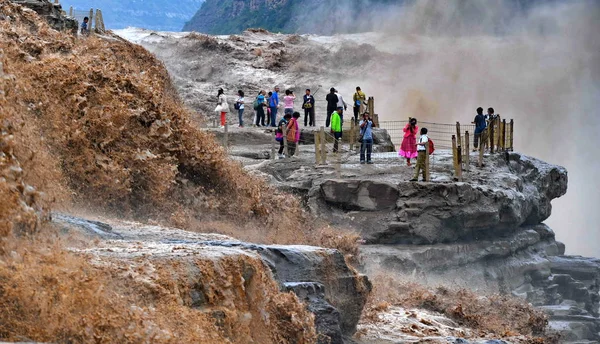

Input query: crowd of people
[214,85,374,159]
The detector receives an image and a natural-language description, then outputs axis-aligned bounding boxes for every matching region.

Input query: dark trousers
[288,141,297,156]
[326,109,335,127]
[353,106,359,124]
[256,106,266,126]
[278,140,285,154]
[333,132,342,153]
[360,138,373,162]
[304,108,315,126]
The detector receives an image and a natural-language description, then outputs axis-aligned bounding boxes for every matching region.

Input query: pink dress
[399,124,419,159]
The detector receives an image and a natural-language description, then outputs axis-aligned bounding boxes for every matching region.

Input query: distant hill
[182,0,404,35]
[61,0,204,31]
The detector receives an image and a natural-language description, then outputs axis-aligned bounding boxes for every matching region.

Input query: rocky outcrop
[11,0,77,33]
[53,214,370,343]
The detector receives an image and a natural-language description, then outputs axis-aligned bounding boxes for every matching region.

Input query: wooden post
[315,130,321,164]
[320,126,327,164]
[283,124,289,157]
[509,119,514,151]
[98,9,105,31]
[501,119,507,152]
[425,140,430,182]
[69,6,73,16]
[464,131,470,172]
[89,8,94,28]
[456,122,462,148]
[452,135,462,181]
[349,121,355,151]
[489,118,495,154]
[478,133,485,168]
[223,122,229,150]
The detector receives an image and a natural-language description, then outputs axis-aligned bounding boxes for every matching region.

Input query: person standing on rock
[235,90,245,127]
[266,92,273,126]
[283,90,296,118]
[331,107,343,153]
[410,127,429,182]
[286,112,301,157]
[473,107,487,151]
[215,88,229,128]
[359,112,374,164]
[303,89,315,127]
[277,113,292,158]
[353,86,366,125]
[255,90,267,127]
[325,88,338,127]
[335,89,348,123]
[270,86,280,127]
[80,17,90,36]
[399,117,419,166]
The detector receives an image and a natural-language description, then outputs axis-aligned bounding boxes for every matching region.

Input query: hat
[337,106,343,110]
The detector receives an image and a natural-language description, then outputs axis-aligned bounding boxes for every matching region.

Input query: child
[472,107,486,151]
[331,107,343,153]
[286,112,301,157]
[266,92,273,126]
[410,128,429,182]
[399,117,418,166]
[80,17,90,36]
[276,113,292,158]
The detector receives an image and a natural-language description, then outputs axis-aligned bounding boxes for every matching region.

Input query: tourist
[353,86,366,124]
[286,112,301,156]
[325,88,338,127]
[216,88,229,128]
[80,17,90,36]
[283,90,296,118]
[266,91,273,126]
[410,128,429,182]
[335,89,348,123]
[359,112,373,164]
[303,89,315,127]
[399,117,419,166]
[235,90,245,127]
[255,90,267,127]
[473,107,487,150]
[331,107,343,153]
[276,113,292,158]
[270,86,280,127]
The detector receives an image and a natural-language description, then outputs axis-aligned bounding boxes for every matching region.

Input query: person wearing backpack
[359,112,374,164]
[399,117,419,166]
[235,90,245,127]
[303,89,315,127]
[410,127,429,182]
[331,107,343,153]
[276,113,292,158]
[353,86,366,125]
[286,112,301,157]
[254,90,267,127]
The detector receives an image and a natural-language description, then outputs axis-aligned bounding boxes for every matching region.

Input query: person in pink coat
[399,117,419,166]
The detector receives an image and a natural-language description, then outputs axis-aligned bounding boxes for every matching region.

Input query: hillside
[62,0,204,31]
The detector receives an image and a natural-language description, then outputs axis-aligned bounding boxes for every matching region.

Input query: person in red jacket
[399,117,419,166]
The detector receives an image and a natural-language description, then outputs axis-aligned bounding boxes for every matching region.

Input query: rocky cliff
[12,0,77,33]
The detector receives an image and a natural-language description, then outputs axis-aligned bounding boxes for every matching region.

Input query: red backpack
[428,139,435,154]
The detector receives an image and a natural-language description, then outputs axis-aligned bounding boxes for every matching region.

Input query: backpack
[253,97,260,110]
[355,99,361,107]
[428,139,435,154]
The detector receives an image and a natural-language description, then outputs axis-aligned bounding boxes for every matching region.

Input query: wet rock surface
[52,214,370,342]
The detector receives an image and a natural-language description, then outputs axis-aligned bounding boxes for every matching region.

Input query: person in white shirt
[236,90,245,127]
[335,89,347,122]
[410,128,429,182]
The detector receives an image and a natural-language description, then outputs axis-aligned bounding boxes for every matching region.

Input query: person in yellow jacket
[352,86,366,125]
[331,107,343,153]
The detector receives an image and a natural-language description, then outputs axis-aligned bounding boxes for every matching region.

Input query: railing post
[489,118,495,154]
[349,121,355,151]
[320,126,327,164]
[315,129,321,165]
[271,130,276,160]
[464,131,470,172]
[425,140,430,182]
[69,6,73,16]
[89,8,94,29]
[478,133,485,168]
[283,124,289,157]
[502,119,507,152]
[456,122,462,148]
[509,119,514,151]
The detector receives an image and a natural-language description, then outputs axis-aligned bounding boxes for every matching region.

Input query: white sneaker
[278,154,285,159]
